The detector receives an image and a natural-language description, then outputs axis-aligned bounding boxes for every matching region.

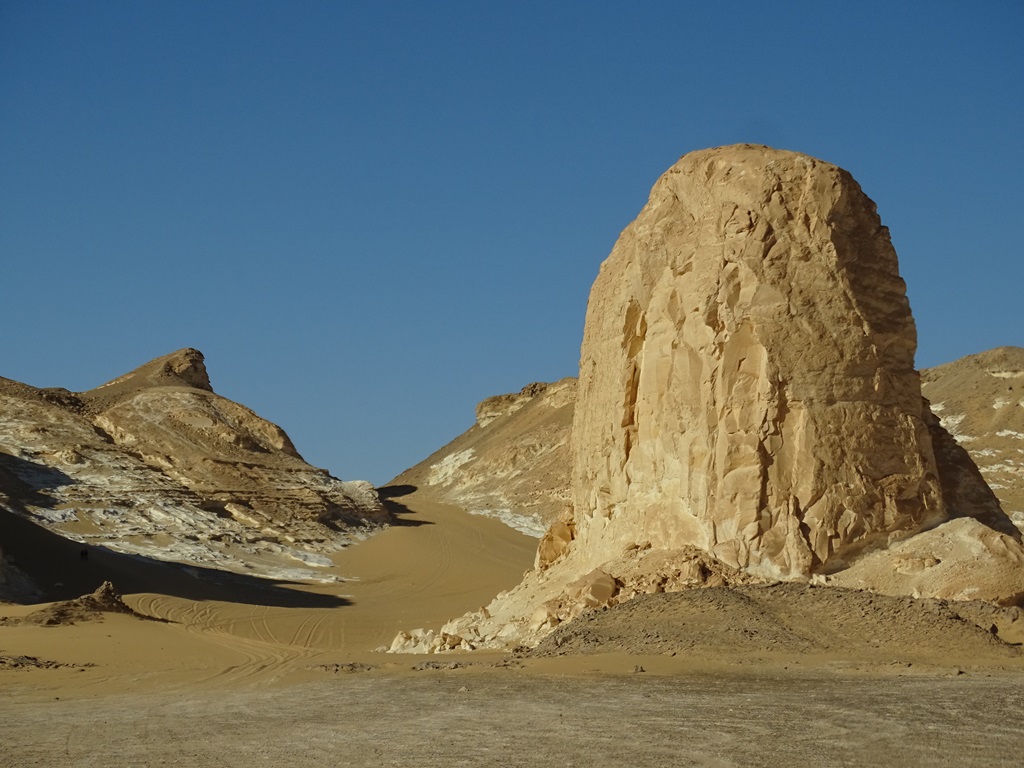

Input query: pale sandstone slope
[922,347,1024,530]
[0,349,386,596]
[392,145,1023,652]
[389,379,575,536]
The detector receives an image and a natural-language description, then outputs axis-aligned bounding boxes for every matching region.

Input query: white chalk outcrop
[0,349,387,589]
[390,379,576,535]
[921,346,1024,533]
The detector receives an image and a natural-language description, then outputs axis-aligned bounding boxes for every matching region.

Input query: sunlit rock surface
[390,379,575,537]
[391,146,1024,653]
[572,144,943,578]
[0,349,387,594]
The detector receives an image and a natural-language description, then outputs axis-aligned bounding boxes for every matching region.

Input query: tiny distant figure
[80,549,88,561]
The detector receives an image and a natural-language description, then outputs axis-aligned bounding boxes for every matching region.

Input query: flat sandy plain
[3,492,1023,767]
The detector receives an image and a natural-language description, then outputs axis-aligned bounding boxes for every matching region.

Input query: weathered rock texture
[922,347,1024,532]
[830,517,1024,605]
[387,348,1024,555]
[0,349,387,594]
[80,350,382,533]
[391,145,1024,653]
[572,144,944,579]
[386,348,1024,558]
[826,348,1024,607]
[389,379,575,537]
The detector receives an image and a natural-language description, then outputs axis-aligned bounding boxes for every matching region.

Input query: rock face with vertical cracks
[387,146,1024,654]
[572,145,944,579]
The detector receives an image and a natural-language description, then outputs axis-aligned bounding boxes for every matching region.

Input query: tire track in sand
[125,594,320,685]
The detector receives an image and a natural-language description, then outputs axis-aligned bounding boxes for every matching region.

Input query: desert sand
[2,488,1023,767]
[0,490,534,690]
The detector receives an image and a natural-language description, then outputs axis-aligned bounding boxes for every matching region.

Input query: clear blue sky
[2,2,1021,485]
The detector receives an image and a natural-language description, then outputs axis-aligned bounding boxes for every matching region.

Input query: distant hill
[922,346,1024,532]
[388,379,575,537]
[0,349,387,601]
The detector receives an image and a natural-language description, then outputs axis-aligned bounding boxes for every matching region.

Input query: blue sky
[2,2,1021,485]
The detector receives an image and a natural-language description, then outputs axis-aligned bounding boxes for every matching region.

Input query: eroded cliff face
[572,145,943,579]
[386,350,1024,555]
[922,347,1024,530]
[80,350,380,533]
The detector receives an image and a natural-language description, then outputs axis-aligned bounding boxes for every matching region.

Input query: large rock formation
[79,349,382,532]
[387,349,1024,549]
[571,144,946,579]
[389,379,575,537]
[391,145,1024,653]
[0,349,387,595]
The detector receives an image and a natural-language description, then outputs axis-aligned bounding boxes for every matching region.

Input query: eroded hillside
[0,349,387,598]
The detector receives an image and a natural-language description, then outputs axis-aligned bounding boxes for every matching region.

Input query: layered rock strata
[0,349,387,590]
[571,145,952,578]
[389,379,575,536]
[922,347,1024,531]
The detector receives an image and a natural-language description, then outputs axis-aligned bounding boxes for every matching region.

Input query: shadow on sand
[377,484,433,528]
[0,454,349,609]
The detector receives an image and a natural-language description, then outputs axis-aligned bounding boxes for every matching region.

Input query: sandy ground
[3,490,1024,766]
[4,671,1024,767]
[1,492,537,692]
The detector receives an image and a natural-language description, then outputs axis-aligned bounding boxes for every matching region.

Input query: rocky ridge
[391,145,1024,653]
[0,349,387,598]
[921,347,1024,529]
[390,378,575,537]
